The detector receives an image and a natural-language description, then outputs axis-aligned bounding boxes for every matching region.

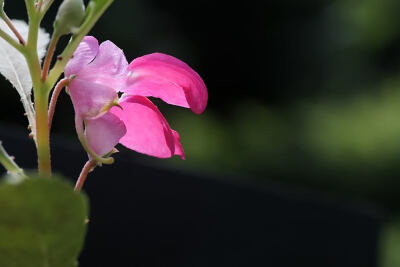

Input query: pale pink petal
[79,40,128,91]
[172,130,185,160]
[65,36,99,77]
[110,95,177,158]
[124,53,208,114]
[85,113,127,156]
[68,78,118,119]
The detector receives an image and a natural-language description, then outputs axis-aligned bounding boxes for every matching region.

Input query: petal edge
[110,95,176,158]
[125,53,208,114]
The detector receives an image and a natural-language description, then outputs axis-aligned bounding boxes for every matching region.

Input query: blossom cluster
[65,36,208,160]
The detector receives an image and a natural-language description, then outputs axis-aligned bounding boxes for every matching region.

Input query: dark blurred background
[2,0,400,265]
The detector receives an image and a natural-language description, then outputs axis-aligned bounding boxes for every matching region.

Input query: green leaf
[0,175,88,267]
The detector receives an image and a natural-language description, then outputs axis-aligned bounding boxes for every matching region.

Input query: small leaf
[0,20,49,137]
[0,175,89,267]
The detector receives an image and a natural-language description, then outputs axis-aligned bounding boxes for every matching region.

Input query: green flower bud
[54,0,85,36]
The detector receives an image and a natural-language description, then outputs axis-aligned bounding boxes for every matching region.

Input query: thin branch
[24,0,36,21]
[40,0,55,18]
[74,159,97,192]
[41,34,59,81]
[0,13,26,45]
[0,141,25,177]
[48,77,69,130]
[0,27,24,52]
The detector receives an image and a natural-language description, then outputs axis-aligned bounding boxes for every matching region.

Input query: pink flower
[65,36,207,161]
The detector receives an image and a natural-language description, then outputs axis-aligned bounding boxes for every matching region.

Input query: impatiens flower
[65,36,207,161]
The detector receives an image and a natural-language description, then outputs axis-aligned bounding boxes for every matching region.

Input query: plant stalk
[0,27,24,52]
[41,33,59,81]
[35,88,51,175]
[74,159,96,191]
[22,9,53,176]
[0,12,26,45]
[48,77,69,130]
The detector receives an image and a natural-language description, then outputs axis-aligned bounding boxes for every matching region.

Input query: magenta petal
[79,40,128,91]
[110,95,177,158]
[172,130,185,160]
[85,113,127,156]
[68,78,118,119]
[65,36,99,77]
[124,53,208,114]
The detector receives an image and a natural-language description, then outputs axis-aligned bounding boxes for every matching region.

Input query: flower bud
[53,0,85,36]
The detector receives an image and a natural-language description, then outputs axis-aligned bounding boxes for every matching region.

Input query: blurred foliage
[0,175,88,267]
[303,80,400,171]
[334,0,400,50]
[380,219,400,267]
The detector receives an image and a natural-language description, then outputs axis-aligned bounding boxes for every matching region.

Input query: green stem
[24,0,35,20]
[35,89,51,175]
[0,27,24,52]
[24,10,51,175]
[0,141,25,177]
[39,0,55,19]
[25,14,41,88]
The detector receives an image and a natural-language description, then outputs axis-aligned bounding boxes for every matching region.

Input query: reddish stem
[48,77,69,130]
[1,13,26,45]
[42,34,59,81]
[74,159,97,192]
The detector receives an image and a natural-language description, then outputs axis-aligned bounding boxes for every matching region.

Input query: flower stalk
[74,159,96,191]
[41,33,60,81]
[48,77,69,129]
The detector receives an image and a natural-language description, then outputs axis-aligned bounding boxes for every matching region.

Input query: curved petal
[68,78,118,119]
[65,36,99,77]
[124,53,208,114]
[172,130,185,160]
[110,95,178,158]
[85,113,127,156]
[79,40,128,91]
